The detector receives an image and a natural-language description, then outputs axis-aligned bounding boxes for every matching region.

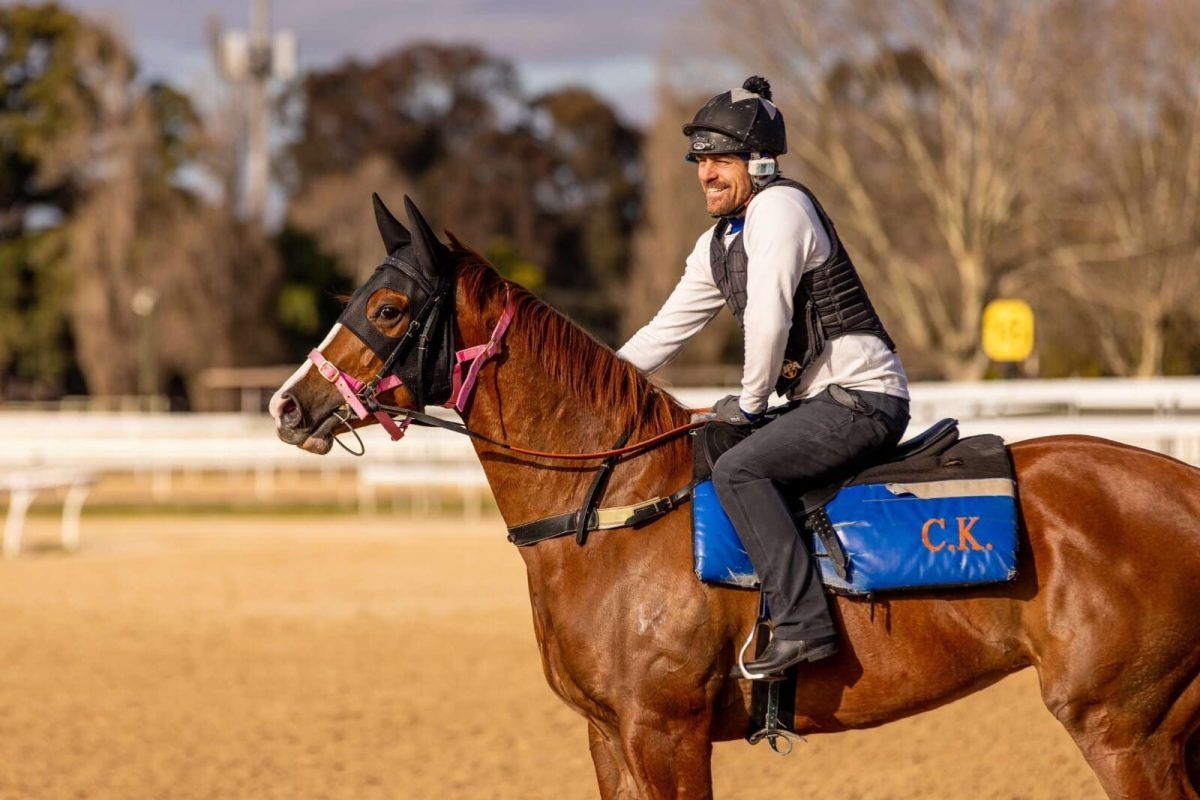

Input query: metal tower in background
[213,0,297,224]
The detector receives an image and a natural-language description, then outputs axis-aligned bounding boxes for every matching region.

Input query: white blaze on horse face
[268,323,344,428]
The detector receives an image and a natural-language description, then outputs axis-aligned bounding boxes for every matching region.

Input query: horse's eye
[377,305,401,322]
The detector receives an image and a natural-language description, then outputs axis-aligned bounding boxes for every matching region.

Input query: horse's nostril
[279,394,303,429]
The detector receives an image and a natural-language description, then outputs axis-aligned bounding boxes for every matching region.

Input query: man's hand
[713,395,760,427]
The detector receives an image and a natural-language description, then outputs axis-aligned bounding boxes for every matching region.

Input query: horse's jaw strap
[507,480,698,547]
[445,289,516,413]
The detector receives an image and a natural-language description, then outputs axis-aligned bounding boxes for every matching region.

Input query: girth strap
[805,508,849,580]
[507,481,698,547]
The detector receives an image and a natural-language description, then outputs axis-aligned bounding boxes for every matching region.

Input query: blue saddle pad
[693,477,1018,595]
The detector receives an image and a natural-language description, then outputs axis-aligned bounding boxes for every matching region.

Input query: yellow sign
[982,299,1035,362]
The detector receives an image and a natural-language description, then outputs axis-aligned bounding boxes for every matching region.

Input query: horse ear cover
[404,195,448,277]
[336,195,455,406]
[373,192,411,255]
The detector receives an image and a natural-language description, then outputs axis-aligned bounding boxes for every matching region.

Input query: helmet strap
[713,153,778,220]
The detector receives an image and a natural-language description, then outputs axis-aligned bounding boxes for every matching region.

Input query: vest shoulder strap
[751,178,840,262]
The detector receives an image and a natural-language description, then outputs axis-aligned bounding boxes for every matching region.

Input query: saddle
[691,416,1020,594]
[693,416,962,511]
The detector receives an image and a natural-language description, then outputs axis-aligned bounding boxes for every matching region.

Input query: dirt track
[0,514,1104,799]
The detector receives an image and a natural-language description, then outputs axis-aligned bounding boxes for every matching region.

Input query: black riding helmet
[683,76,787,161]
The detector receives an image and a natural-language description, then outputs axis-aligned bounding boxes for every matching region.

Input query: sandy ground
[0,514,1104,800]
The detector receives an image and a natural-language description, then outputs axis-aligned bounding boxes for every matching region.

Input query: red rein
[494,420,707,461]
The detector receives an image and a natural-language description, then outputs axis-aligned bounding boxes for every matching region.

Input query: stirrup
[744,620,804,756]
[740,594,805,756]
[735,614,785,681]
[747,720,806,756]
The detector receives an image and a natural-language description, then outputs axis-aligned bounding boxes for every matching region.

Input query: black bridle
[307,259,458,451]
[363,262,457,412]
[310,262,705,461]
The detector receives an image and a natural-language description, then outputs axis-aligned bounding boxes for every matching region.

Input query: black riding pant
[712,385,910,640]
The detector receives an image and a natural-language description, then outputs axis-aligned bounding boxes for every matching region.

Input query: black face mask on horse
[334,194,457,411]
[307,194,517,451]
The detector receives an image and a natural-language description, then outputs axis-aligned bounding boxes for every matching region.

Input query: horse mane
[449,242,693,460]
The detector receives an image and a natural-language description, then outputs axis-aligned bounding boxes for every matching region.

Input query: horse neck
[447,269,702,651]
[450,276,691,533]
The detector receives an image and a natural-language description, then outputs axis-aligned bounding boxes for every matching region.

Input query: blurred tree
[0,230,73,397]
[0,3,107,396]
[624,82,737,384]
[419,125,556,289]
[526,86,641,332]
[287,154,414,282]
[64,21,270,398]
[0,4,98,233]
[482,236,543,290]
[273,226,348,361]
[288,42,523,188]
[1046,0,1200,376]
[65,29,164,395]
[710,0,1200,378]
[0,4,281,400]
[286,44,641,342]
[133,202,281,396]
[709,0,1064,379]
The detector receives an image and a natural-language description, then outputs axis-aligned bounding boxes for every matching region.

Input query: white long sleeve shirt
[617,185,908,414]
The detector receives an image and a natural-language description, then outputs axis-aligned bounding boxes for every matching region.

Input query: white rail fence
[1,378,1198,551]
[0,469,95,558]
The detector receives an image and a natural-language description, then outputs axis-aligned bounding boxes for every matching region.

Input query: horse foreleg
[590,722,636,799]
[617,711,714,800]
[1188,731,1200,798]
[1066,725,1196,800]
[1051,671,1200,800]
[1175,672,1200,800]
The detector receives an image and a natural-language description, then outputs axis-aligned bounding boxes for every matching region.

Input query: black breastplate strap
[575,430,632,547]
[507,481,698,547]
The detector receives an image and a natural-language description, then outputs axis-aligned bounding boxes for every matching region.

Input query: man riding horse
[618,76,911,677]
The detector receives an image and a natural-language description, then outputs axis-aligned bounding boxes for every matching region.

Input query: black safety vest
[709,178,896,396]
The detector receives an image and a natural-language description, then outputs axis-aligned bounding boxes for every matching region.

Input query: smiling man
[617,76,911,677]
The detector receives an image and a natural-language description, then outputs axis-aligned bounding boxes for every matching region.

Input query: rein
[377,406,707,461]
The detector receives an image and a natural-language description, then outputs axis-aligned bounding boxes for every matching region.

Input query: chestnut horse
[271,197,1200,800]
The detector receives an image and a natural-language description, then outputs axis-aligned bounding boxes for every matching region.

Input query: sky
[64,0,707,124]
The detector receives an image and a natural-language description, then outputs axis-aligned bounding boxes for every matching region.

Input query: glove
[712,394,760,427]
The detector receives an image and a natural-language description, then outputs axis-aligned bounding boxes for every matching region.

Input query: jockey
[617,76,911,677]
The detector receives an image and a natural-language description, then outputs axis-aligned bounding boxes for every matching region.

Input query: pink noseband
[307,291,516,443]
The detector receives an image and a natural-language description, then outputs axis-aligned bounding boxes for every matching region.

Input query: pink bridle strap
[306,289,516,443]
[307,349,409,441]
[445,291,516,413]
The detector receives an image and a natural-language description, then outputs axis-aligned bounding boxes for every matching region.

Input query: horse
[270,195,1200,800]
